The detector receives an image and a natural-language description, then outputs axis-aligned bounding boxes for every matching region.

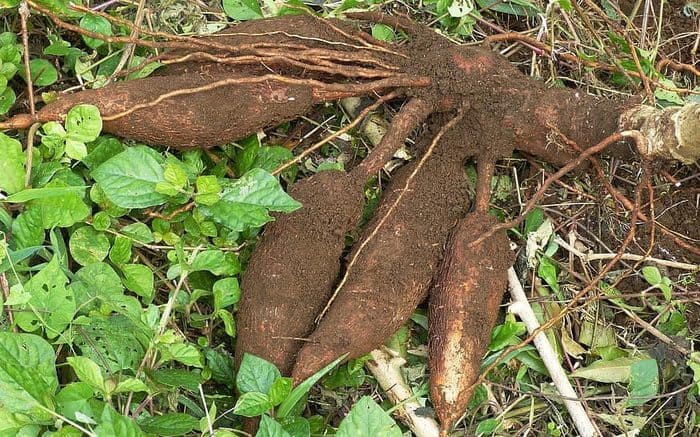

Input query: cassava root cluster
[3,9,700,435]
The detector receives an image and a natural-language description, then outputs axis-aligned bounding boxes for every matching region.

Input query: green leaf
[237,354,281,394]
[222,0,263,21]
[20,59,58,86]
[279,416,310,437]
[113,378,149,394]
[0,133,24,194]
[257,415,292,437]
[149,369,204,391]
[195,175,221,206]
[191,250,240,276]
[0,87,16,114]
[0,332,58,420]
[336,396,401,437]
[488,315,526,351]
[570,357,641,383]
[537,256,559,293]
[233,392,274,417]
[69,226,111,266]
[268,377,292,406]
[205,348,235,386]
[80,14,113,49]
[642,266,662,286]
[14,256,74,338]
[162,342,204,368]
[475,0,540,16]
[95,405,145,437]
[24,181,90,229]
[277,354,344,418]
[163,162,188,189]
[92,146,169,208]
[67,356,106,392]
[109,235,132,264]
[55,382,95,422]
[476,418,500,436]
[138,413,199,436]
[216,309,236,337]
[627,359,658,406]
[73,315,147,373]
[121,264,154,301]
[120,222,154,244]
[65,104,102,144]
[371,24,395,41]
[523,208,544,236]
[200,169,301,232]
[213,277,241,311]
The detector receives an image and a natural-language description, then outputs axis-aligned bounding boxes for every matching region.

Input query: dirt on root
[428,213,515,430]
[291,115,476,382]
[236,170,366,374]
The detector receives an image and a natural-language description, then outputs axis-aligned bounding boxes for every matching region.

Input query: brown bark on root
[292,118,472,382]
[235,98,433,373]
[428,213,514,434]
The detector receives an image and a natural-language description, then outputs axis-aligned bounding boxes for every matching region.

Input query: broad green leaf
[0,87,16,114]
[488,314,526,351]
[268,377,292,406]
[92,147,169,208]
[233,392,274,417]
[10,209,44,250]
[67,356,105,392]
[642,266,662,285]
[109,235,132,264]
[161,342,204,368]
[95,405,145,437]
[0,332,58,420]
[336,396,401,437]
[120,222,154,244]
[223,0,263,21]
[537,256,559,293]
[121,263,154,301]
[65,104,102,144]
[627,359,658,406]
[0,133,24,194]
[204,348,235,386]
[4,185,86,203]
[69,226,110,266]
[149,369,204,391]
[191,249,241,276]
[28,181,90,229]
[73,315,147,373]
[80,14,113,49]
[257,415,291,437]
[20,59,58,86]
[570,357,642,383]
[371,24,395,41]
[279,416,310,437]
[138,413,198,436]
[200,169,301,232]
[71,262,124,312]
[475,0,540,16]
[216,309,236,337]
[55,382,95,422]
[113,378,149,394]
[277,355,345,418]
[476,418,500,436]
[237,354,281,394]
[213,277,241,311]
[14,256,74,338]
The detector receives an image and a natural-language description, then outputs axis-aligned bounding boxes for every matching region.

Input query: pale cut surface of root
[620,103,700,164]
